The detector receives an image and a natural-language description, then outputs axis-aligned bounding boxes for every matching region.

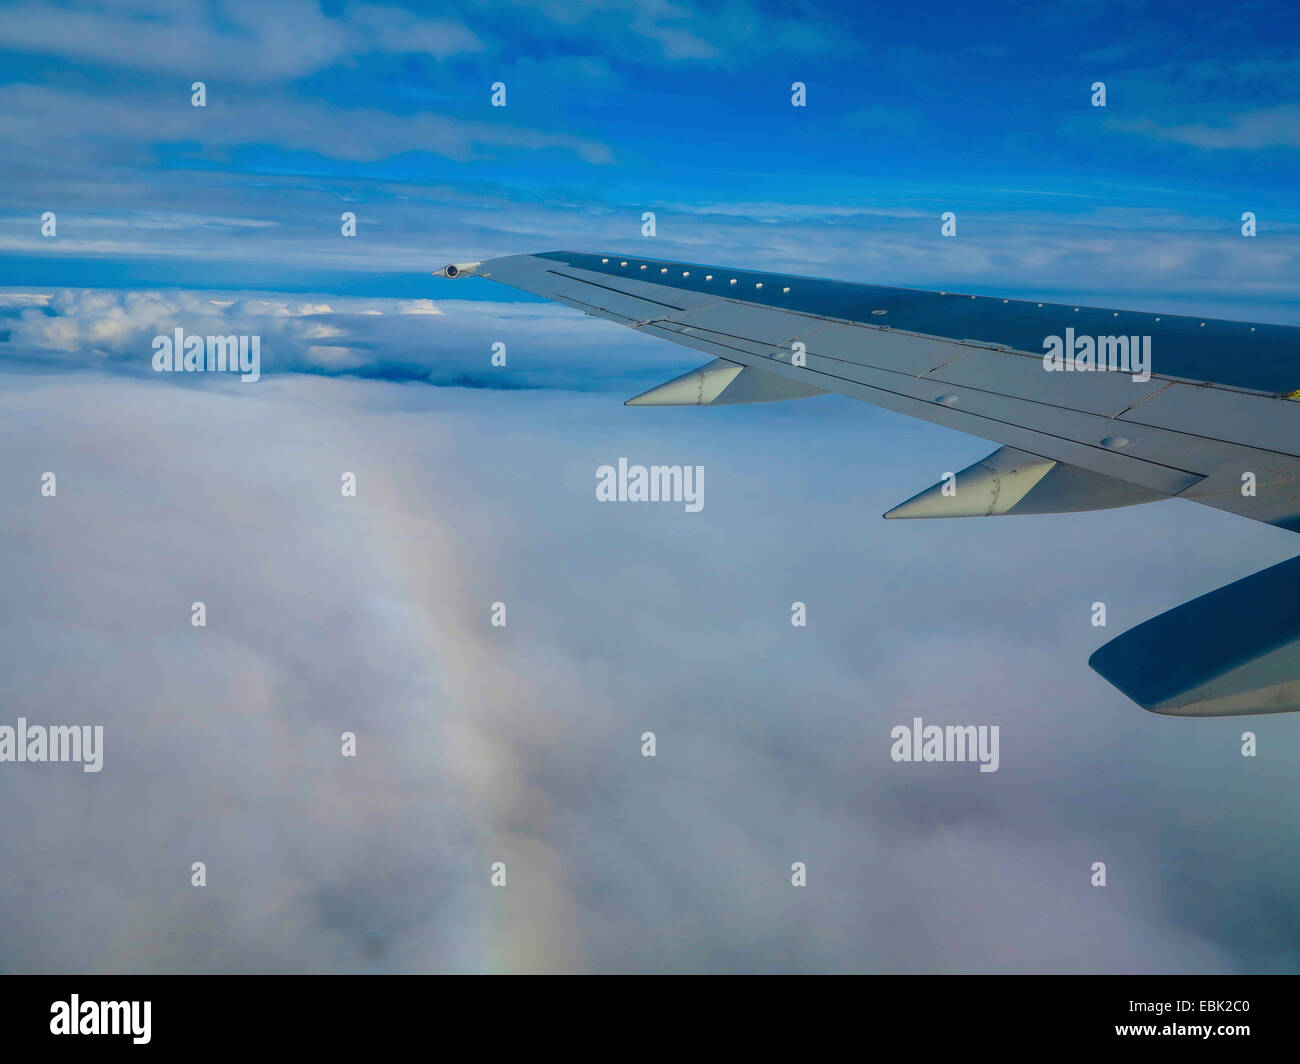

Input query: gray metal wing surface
[439,251,1300,715]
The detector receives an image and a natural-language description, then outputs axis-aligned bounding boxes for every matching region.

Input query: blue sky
[3,1,1300,975]
[2,0,1299,312]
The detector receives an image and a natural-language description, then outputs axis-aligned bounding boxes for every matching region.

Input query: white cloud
[0,287,666,392]
[1116,105,1300,150]
[0,83,614,168]
[0,0,482,83]
[2,362,1289,971]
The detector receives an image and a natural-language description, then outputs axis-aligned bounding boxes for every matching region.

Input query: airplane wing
[438,251,1300,715]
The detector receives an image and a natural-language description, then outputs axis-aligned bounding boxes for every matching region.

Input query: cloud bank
[3,298,1300,970]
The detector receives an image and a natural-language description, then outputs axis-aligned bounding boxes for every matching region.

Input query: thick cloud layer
[0,288,668,392]
[3,292,1299,972]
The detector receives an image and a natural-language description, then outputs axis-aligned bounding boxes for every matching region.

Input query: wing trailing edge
[884,445,1168,519]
